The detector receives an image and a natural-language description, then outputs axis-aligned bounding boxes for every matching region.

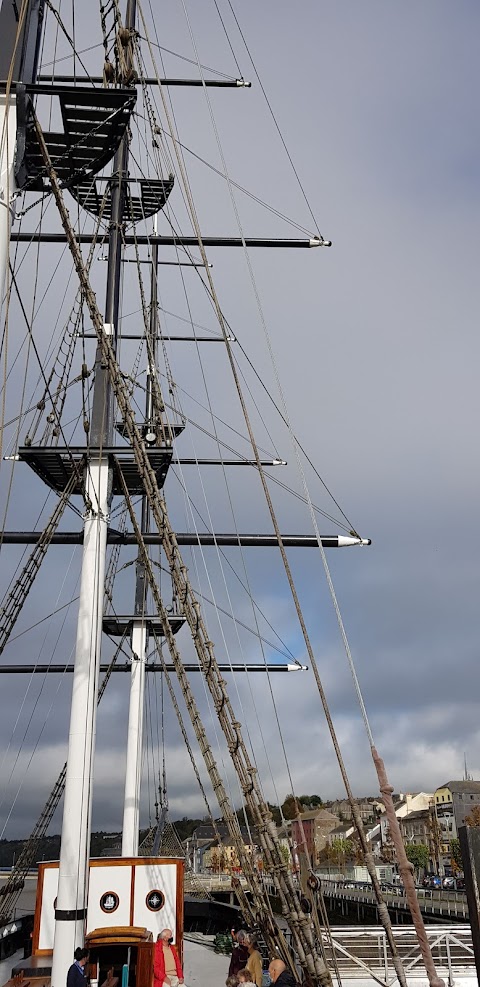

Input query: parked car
[442,876,455,889]
[422,874,441,889]
[455,877,465,890]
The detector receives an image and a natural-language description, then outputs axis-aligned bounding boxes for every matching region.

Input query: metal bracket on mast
[81,507,110,522]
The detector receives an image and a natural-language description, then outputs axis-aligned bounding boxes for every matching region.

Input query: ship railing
[319,926,475,985]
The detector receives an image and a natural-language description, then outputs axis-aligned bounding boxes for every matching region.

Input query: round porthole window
[146,889,165,912]
[100,891,120,914]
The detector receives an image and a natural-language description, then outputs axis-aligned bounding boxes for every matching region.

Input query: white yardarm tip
[309,237,332,247]
[337,536,372,547]
[272,459,287,466]
[236,79,252,87]
[287,664,308,672]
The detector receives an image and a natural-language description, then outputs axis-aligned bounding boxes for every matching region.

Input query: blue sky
[0,0,479,836]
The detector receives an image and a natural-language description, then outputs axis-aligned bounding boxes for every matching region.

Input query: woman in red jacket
[153,929,184,987]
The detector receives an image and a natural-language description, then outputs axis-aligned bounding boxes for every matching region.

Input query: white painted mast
[50,458,110,986]
[52,0,137,977]
[122,623,147,856]
[121,233,159,857]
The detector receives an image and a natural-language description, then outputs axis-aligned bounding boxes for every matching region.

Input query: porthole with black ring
[146,889,165,912]
[100,891,120,914]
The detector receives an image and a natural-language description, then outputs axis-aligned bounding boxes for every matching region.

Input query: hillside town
[182,780,480,885]
[2,779,478,889]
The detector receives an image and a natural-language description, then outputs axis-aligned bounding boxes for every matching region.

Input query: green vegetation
[404,842,429,875]
[328,837,355,869]
[0,796,325,867]
[298,795,323,808]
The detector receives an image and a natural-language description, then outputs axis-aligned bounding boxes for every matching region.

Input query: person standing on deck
[268,959,298,987]
[154,928,184,987]
[245,935,262,987]
[67,948,89,987]
[228,929,249,977]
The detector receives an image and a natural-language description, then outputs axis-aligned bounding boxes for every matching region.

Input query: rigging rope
[172,436,293,818]
[3,10,441,985]
[224,0,325,238]
[35,112,333,985]
[153,125,320,238]
[136,14,411,985]
[29,20,440,981]
[117,462,281,952]
[133,30,332,832]
[150,629,224,850]
[180,13,442,982]
[161,10,443,984]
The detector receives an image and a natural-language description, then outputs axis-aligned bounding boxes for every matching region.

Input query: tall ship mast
[0,4,452,987]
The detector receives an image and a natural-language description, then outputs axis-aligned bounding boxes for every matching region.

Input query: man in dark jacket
[228,929,250,977]
[67,948,89,987]
[268,959,299,987]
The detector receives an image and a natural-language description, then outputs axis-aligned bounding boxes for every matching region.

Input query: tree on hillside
[282,794,304,819]
[405,843,429,876]
[465,805,480,827]
[235,804,255,827]
[299,795,323,808]
[174,817,203,841]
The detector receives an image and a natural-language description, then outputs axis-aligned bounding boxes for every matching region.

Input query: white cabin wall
[34,859,183,952]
